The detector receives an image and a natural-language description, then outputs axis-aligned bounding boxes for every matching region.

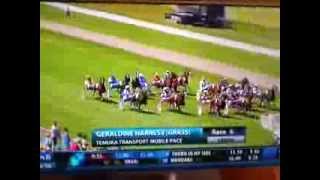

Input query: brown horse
[177,71,191,93]
[177,71,191,87]
[157,90,185,112]
[171,91,186,111]
[95,78,109,101]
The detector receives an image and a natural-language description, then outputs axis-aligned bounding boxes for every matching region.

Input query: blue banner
[92,127,246,147]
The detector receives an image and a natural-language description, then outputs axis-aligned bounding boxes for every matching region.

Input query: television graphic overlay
[40,1,280,173]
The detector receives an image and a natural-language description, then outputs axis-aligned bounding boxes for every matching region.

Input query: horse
[131,87,148,111]
[157,91,175,113]
[177,71,191,90]
[171,91,186,111]
[224,95,249,115]
[157,90,185,112]
[83,76,100,99]
[197,92,214,116]
[258,88,276,107]
[95,78,109,101]
[119,87,148,111]
[162,72,178,91]
[132,75,151,96]
[211,95,228,117]
[240,77,250,89]
[123,74,131,86]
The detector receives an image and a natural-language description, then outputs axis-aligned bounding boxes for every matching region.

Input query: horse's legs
[119,99,125,110]
[157,101,162,113]
[215,106,220,117]
[223,102,229,116]
[198,104,202,116]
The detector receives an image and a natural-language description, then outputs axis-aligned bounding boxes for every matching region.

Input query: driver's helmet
[85,75,91,81]
[138,73,144,78]
[163,87,169,92]
[125,85,130,90]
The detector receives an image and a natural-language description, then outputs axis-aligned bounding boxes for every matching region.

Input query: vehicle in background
[165,5,229,28]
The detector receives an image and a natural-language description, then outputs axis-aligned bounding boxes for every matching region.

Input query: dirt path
[41,20,280,89]
[43,2,280,58]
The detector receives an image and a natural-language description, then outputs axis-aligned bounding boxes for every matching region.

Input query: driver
[121,85,133,102]
[199,78,210,92]
[84,75,95,90]
[200,90,211,102]
[164,70,171,80]
[108,75,120,88]
[152,72,162,87]
[219,77,229,88]
[161,87,172,101]
[138,73,148,89]
[153,72,161,82]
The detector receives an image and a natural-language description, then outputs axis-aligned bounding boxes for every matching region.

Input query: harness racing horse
[197,90,214,116]
[123,74,131,86]
[212,95,228,117]
[258,88,276,107]
[83,76,100,99]
[131,88,148,111]
[171,91,186,111]
[157,90,185,112]
[132,76,151,96]
[162,72,178,92]
[196,84,220,116]
[119,87,148,111]
[224,95,249,115]
[177,71,191,93]
[95,78,109,101]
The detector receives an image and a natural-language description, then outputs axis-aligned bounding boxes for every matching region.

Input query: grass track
[75,4,280,49]
[40,4,280,77]
[40,29,277,147]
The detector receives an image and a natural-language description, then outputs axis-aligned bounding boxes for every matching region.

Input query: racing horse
[177,71,191,93]
[211,94,228,117]
[257,87,276,107]
[157,89,185,112]
[163,72,179,92]
[95,78,109,101]
[119,87,148,111]
[151,73,165,90]
[196,87,215,116]
[130,87,148,111]
[224,95,250,115]
[83,76,100,99]
[196,84,220,115]
[132,75,151,96]
[171,90,186,111]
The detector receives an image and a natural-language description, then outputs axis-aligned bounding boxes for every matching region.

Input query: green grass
[40,4,280,77]
[74,4,280,49]
[40,29,277,148]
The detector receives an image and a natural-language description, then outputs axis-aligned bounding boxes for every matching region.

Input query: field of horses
[40,4,280,77]
[40,29,279,147]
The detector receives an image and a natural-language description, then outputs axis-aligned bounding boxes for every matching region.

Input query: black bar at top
[40,0,280,7]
